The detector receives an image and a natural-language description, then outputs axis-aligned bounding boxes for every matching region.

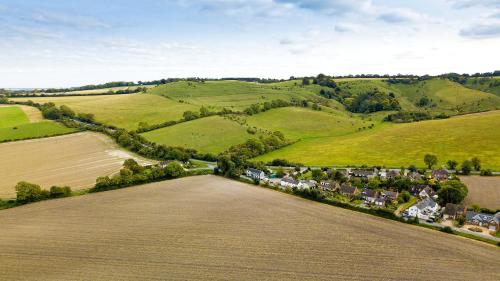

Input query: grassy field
[255,110,500,169]
[149,80,324,110]
[141,116,258,154]
[0,132,154,199]
[12,94,198,130]
[0,106,75,142]
[463,77,500,96]
[460,176,500,210]
[37,85,156,95]
[244,107,369,140]
[0,175,498,280]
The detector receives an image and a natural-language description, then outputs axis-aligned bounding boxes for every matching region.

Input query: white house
[245,168,265,180]
[407,198,440,220]
[280,177,299,188]
[298,180,317,189]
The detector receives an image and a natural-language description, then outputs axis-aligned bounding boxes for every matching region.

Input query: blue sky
[0,0,499,88]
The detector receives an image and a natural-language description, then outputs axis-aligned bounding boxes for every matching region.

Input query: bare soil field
[460,176,500,210]
[0,175,498,280]
[0,132,153,198]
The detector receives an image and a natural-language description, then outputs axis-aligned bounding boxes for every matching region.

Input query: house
[381,190,399,203]
[493,212,500,232]
[386,170,400,179]
[320,181,337,191]
[408,184,428,196]
[361,188,377,203]
[432,169,449,181]
[351,169,377,179]
[406,172,423,182]
[407,198,440,220]
[280,177,299,188]
[246,168,265,180]
[339,184,357,197]
[298,180,317,189]
[466,211,498,231]
[419,186,437,199]
[374,198,385,208]
[442,203,466,220]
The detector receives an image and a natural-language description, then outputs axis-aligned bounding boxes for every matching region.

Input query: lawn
[141,116,259,154]
[0,106,76,142]
[255,110,500,169]
[12,94,198,130]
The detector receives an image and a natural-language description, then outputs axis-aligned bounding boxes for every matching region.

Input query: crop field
[12,94,198,130]
[244,107,369,140]
[141,116,258,154]
[256,110,500,169]
[0,105,76,142]
[460,176,500,210]
[149,80,321,110]
[0,175,498,280]
[0,132,153,199]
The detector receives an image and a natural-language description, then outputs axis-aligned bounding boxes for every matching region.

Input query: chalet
[280,177,299,188]
[361,188,377,203]
[406,172,423,182]
[374,198,385,208]
[466,211,498,231]
[298,180,317,189]
[432,169,449,181]
[351,169,377,179]
[381,190,399,203]
[339,184,357,197]
[408,184,428,196]
[245,168,265,180]
[443,203,466,220]
[419,186,437,199]
[407,198,440,220]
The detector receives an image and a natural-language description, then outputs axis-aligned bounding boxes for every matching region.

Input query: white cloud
[460,23,500,38]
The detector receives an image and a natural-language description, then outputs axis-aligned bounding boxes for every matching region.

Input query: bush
[441,226,454,234]
[15,181,45,203]
[49,186,72,198]
[480,169,493,176]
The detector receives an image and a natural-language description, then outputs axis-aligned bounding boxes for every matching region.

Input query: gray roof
[381,191,398,199]
[281,177,299,184]
[414,198,437,210]
[361,188,376,198]
[340,184,356,194]
[466,211,494,223]
[247,168,263,174]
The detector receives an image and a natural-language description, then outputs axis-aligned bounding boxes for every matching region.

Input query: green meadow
[0,106,75,142]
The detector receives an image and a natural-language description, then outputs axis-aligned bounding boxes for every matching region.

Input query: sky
[0,0,499,88]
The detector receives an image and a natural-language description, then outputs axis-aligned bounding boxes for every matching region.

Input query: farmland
[460,176,500,210]
[141,115,259,154]
[255,110,500,169]
[36,84,156,95]
[0,132,153,199]
[12,94,198,130]
[0,105,76,142]
[0,175,498,280]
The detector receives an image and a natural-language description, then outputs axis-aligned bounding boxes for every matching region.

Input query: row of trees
[15,181,71,204]
[424,154,487,175]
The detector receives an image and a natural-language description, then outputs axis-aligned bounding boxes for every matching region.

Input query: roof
[351,169,375,176]
[421,186,436,196]
[409,184,428,194]
[375,198,385,204]
[407,172,423,180]
[247,168,263,174]
[466,211,494,223]
[382,191,398,198]
[281,177,298,185]
[494,212,500,224]
[386,170,399,177]
[414,198,437,210]
[340,184,356,194]
[361,188,376,197]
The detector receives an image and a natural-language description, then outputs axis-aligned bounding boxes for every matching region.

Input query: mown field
[12,94,198,130]
[460,176,500,210]
[0,175,498,280]
[0,132,153,198]
[256,110,500,169]
[0,105,76,142]
[141,115,259,154]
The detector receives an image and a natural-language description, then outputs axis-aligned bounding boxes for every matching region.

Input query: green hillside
[255,110,500,169]
[462,77,500,96]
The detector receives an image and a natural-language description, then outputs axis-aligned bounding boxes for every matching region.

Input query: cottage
[374,198,385,208]
[280,177,299,188]
[361,188,377,203]
[381,190,399,203]
[443,203,466,220]
[320,181,337,191]
[406,172,423,182]
[339,184,357,197]
[351,169,377,179]
[298,180,317,189]
[386,170,400,179]
[408,184,428,196]
[419,186,436,199]
[466,211,498,231]
[432,169,449,181]
[246,168,265,180]
[407,198,440,220]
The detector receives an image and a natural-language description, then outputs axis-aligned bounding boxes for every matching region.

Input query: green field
[0,106,76,142]
[255,110,500,169]
[141,116,259,154]
[12,94,198,130]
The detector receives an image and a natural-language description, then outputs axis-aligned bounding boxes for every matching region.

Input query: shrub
[441,226,454,234]
[480,169,493,176]
[15,181,45,203]
[49,186,72,198]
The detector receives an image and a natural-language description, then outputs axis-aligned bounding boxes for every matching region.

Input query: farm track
[0,175,498,280]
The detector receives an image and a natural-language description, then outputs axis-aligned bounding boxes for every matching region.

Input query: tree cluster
[15,181,71,204]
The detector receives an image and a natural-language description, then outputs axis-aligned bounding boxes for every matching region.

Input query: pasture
[460,176,500,210]
[141,116,257,154]
[12,94,198,130]
[0,132,153,199]
[255,110,500,169]
[0,105,75,142]
[0,175,498,280]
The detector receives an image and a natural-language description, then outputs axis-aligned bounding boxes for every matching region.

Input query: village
[244,166,500,241]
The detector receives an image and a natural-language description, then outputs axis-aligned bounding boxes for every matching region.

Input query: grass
[149,80,322,110]
[255,110,500,169]
[38,85,156,95]
[0,106,76,142]
[12,94,198,130]
[141,116,260,154]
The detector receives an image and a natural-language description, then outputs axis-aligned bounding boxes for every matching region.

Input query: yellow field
[0,175,498,280]
[460,176,500,210]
